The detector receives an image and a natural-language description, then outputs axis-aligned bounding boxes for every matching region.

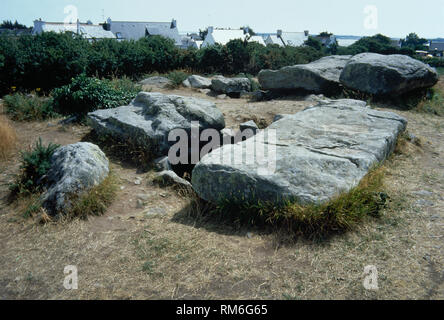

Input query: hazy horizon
[1,0,443,39]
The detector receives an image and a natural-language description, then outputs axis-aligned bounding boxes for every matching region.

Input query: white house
[106,18,182,45]
[247,35,266,46]
[32,20,116,40]
[264,34,284,46]
[278,30,309,47]
[201,27,248,48]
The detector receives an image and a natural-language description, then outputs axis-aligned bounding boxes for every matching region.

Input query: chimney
[304,30,309,37]
[171,19,177,29]
[77,19,80,35]
[207,26,214,34]
[277,29,282,37]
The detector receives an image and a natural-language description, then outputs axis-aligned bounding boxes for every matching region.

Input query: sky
[1,0,444,38]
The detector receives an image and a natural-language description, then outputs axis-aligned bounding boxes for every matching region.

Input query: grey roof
[109,21,181,44]
[265,35,284,46]
[32,21,115,39]
[79,25,116,39]
[429,42,444,51]
[280,32,308,47]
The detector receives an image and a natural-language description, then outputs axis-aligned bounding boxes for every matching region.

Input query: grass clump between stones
[166,70,190,88]
[66,172,118,220]
[186,167,387,239]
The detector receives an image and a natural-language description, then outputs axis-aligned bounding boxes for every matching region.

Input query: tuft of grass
[186,167,387,240]
[109,76,141,94]
[9,138,60,197]
[0,115,17,159]
[16,173,118,222]
[166,70,190,88]
[3,93,59,121]
[416,86,444,116]
[20,193,43,219]
[67,172,118,220]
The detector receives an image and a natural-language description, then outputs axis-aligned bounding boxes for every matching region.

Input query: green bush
[52,74,139,115]
[166,70,190,88]
[3,93,59,121]
[337,34,415,56]
[194,40,323,75]
[3,32,89,93]
[10,138,60,196]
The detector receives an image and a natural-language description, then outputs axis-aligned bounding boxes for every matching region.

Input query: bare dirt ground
[0,86,443,300]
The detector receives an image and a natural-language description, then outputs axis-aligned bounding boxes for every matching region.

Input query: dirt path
[0,90,442,300]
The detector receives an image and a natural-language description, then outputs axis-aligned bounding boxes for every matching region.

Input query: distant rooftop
[32,20,116,39]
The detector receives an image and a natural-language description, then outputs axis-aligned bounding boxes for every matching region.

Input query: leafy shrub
[3,93,59,121]
[0,115,17,159]
[52,74,139,115]
[10,138,60,196]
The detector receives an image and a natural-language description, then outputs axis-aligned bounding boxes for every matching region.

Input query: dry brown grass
[0,84,443,300]
[0,115,17,160]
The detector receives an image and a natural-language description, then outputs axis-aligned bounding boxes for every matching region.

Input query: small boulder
[211,76,251,96]
[187,75,212,89]
[240,120,259,133]
[198,88,212,95]
[139,76,172,89]
[154,156,172,172]
[41,142,109,216]
[154,170,192,188]
[182,79,191,88]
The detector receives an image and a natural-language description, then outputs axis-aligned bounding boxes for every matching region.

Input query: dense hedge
[0,32,323,95]
[0,31,438,96]
[337,34,415,56]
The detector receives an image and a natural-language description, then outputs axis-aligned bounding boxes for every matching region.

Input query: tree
[0,20,28,30]
[199,28,208,40]
[304,36,322,51]
[242,25,256,36]
[319,31,333,37]
[402,33,428,50]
